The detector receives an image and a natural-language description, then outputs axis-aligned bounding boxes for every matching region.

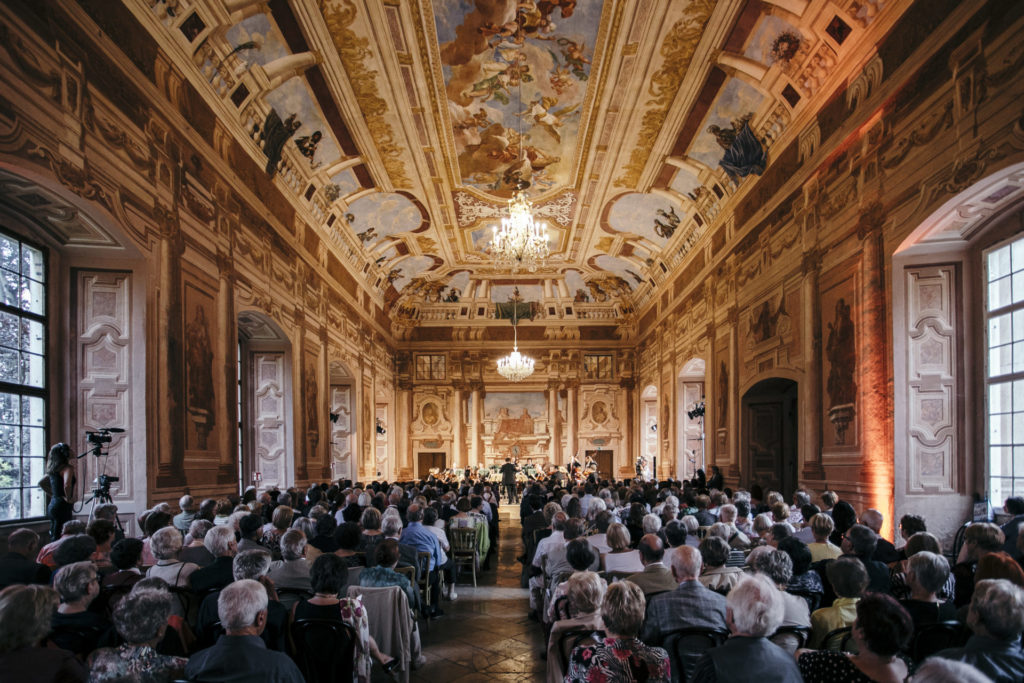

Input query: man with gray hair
[188,524,237,594]
[691,575,803,682]
[196,549,288,652]
[861,508,899,564]
[185,579,303,683]
[267,529,312,594]
[933,578,1024,682]
[173,495,196,533]
[640,546,727,650]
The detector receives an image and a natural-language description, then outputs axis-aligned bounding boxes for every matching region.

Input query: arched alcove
[741,377,798,496]
[892,161,1024,541]
[237,310,293,493]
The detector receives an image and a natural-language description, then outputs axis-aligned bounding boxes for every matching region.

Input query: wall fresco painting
[483,392,547,441]
[742,14,804,67]
[490,283,543,303]
[434,0,602,193]
[387,255,437,293]
[670,168,703,199]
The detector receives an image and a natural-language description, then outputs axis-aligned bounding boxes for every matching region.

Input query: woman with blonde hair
[601,523,643,573]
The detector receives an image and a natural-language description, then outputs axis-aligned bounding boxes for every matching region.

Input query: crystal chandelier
[496,290,535,381]
[490,183,550,273]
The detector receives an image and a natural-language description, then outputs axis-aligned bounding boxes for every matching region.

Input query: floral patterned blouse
[565,635,670,683]
[87,644,187,683]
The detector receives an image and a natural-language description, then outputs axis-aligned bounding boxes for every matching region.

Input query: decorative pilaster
[155,207,184,488]
[727,306,740,478]
[620,377,635,478]
[801,247,826,480]
[397,380,412,478]
[216,250,236,479]
[547,380,559,465]
[453,384,465,468]
[858,203,892,528]
[565,380,579,464]
[469,383,482,468]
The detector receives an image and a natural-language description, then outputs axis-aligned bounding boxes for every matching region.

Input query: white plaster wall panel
[253,352,287,490]
[77,271,133,504]
[331,384,352,481]
[905,266,959,493]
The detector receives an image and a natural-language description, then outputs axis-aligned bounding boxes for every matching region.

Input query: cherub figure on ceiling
[356,227,377,244]
[654,207,681,239]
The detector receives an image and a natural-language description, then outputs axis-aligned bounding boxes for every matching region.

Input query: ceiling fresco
[136,0,897,335]
[435,0,600,194]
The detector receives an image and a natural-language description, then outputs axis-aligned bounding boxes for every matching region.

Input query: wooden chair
[663,627,730,683]
[449,526,479,587]
[822,626,855,652]
[276,586,314,612]
[907,621,966,662]
[769,625,811,654]
[290,617,357,683]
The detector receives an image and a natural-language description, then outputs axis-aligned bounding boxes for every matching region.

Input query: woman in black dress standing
[46,442,76,541]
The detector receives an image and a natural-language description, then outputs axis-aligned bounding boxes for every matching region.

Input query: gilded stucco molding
[320,0,411,188]
[614,0,717,188]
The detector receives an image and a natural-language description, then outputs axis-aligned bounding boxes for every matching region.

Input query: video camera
[87,430,113,446]
[93,473,119,499]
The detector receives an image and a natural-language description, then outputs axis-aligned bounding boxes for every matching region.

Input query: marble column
[453,384,465,468]
[292,311,307,482]
[801,248,826,480]
[620,377,635,479]
[470,384,482,468]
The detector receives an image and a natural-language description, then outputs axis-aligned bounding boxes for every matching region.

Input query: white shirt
[587,533,610,556]
[533,530,565,567]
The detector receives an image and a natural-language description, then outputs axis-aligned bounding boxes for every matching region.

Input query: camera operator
[45,443,77,541]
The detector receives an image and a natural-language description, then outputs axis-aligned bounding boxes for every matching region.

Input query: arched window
[985,234,1024,503]
[0,229,47,521]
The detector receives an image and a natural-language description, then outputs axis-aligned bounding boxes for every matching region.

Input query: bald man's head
[671,545,703,582]
[638,534,665,565]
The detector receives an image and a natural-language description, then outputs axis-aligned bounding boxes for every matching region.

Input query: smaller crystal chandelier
[496,289,535,381]
[490,180,550,273]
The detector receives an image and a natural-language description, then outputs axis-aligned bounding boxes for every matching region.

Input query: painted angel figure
[520,96,579,143]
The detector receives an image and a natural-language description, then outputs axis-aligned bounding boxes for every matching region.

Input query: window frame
[984,232,1024,507]
[0,227,49,523]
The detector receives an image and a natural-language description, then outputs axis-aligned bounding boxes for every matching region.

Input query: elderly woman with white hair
[691,575,803,682]
[147,527,199,591]
[546,570,607,683]
[88,587,188,682]
[180,519,215,567]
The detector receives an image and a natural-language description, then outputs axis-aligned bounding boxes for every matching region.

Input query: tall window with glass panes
[0,231,46,522]
[987,235,1024,506]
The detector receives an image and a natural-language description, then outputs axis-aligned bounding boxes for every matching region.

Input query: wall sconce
[376,418,386,436]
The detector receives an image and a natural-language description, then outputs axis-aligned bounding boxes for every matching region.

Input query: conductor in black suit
[500,458,519,503]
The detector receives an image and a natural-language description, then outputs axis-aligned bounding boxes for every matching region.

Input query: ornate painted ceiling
[134,0,898,339]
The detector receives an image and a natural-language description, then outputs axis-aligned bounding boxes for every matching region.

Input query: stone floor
[371,502,545,683]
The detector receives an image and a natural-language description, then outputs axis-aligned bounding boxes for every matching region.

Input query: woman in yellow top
[447,496,490,559]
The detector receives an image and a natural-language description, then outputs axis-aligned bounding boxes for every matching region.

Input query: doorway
[586,450,613,481]
[417,452,446,477]
[741,378,798,497]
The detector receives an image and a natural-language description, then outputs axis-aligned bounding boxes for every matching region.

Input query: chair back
[822,626,855,652]
[908,621,966,662]
[769,625,810,654]
[552,594,572,622]
[347,566,363,586]
[290,617,358,683]
[276,586,314,611]
[49,623,105,657]
[557,628,605,676]
[663,627,730,683]
[450,526,477,553]
[395,565,416,583]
